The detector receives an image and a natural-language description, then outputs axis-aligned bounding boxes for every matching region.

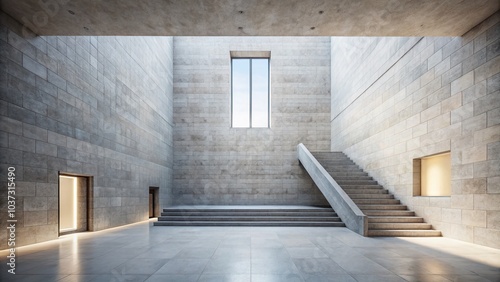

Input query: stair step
[336,180,378,185]
[368,216,424,223]
[368,223,432,230]
[154,221,346,227]
[352,199,400,204]
[319,159,358,166]
[340,185,384,189]
[343,189,388,194]
[156,206,344,228]
[358,205,407,210]
[322,165,361,171]
[158,216,342,222]
[367,230,441,237]
[162,208,333,213]
[332,176,374,181]
[349,194,394,199]
[329,172,369,177]
[363,210,415,216]
[160,211,338,217]
[312,151,441,238]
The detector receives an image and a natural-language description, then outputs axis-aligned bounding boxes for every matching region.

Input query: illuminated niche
[413,152,451,196]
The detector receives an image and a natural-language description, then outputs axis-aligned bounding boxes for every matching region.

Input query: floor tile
[286,247,329,259]
[399,274,453,282]
[293,258,347,274]
[252,274,305,282]
[212,247,251,259]
[1,222,499,281]
[203,257,251,274]
[252,248,291,261]
[352,274,407,282]
[252,258,300,275]
[111,258,168,275]
[197,274,251,282]
[174,247,216,259]
[301,273,357,282]
[155,259,208,275]
[251,238,284,249]
[144,274,199,282]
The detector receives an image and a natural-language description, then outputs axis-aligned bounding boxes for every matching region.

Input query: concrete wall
[173,37,331,205]
[0,13,174,249]
[331,12,499,248]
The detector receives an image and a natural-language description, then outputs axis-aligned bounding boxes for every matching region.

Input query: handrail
[297,143,367,236]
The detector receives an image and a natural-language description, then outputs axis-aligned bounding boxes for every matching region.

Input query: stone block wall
[173,37,331,205]
[331,12,499,248]
[0,13,174,249]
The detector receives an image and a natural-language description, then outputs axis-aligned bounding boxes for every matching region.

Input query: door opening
[59,174,89,235]
[149,187,159,218]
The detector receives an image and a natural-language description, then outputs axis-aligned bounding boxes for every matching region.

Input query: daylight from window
[232,58,269,128]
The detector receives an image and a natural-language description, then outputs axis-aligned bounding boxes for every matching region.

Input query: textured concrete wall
[331,12,500,248]
[173,37,330,205]
[0,13,174,249]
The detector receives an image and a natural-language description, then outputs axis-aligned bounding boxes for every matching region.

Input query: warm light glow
[421,152,451,196]
[60,176,78,232]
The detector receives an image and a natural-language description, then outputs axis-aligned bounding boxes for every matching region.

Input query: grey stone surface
[0,15,173,249]
[0,0,498,36]
[172,36,331,205]
[330,11,500,249]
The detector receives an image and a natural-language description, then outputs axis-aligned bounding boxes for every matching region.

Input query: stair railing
[297,143,368,236]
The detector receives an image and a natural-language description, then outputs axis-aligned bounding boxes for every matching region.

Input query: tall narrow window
[231,56,270,128]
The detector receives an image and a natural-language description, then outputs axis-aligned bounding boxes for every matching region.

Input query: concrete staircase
[154,206,345,227]
[312,152,441,237]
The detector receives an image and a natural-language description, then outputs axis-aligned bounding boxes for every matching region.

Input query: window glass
[231,58,269,128]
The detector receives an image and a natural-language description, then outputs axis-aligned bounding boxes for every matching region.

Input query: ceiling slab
[1,0,498,36]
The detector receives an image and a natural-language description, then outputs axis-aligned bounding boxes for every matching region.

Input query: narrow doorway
[59,174,89,235]
[149,187,159,218]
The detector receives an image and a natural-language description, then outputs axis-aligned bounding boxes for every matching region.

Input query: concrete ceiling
[1,0,499,36]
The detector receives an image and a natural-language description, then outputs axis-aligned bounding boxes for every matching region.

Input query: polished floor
[1,220,499,282]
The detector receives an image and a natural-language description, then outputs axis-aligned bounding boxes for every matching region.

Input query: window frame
[230,56,271,128]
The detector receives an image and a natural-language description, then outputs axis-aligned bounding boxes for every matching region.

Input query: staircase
[154,206,345,227]
[312,152,441,237]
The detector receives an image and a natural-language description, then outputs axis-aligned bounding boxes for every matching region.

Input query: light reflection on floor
[0,219,499,281]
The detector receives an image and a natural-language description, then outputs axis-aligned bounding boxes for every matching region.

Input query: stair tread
[154,221,346,227]
[158,216,341,221]
[162,208,334,212]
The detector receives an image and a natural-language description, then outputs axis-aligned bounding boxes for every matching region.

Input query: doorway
[59,174,90,235]
[149,187,159,218]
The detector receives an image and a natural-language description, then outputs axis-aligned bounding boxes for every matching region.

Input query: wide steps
[155,221,346,227]
[349,194,394,199]
[154,206,344,227]
[368,223,432,230]
[368,216,424,223]
[368,230,442,237]
[343,188,388,194]
[352,199,400,205]
[159,216,341,222]
[363,210,415,216]
[329,172,369,177]
[161,211,337,217]
[336,180,378,185]
[358,204,407,210]
[341,184,384,189]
